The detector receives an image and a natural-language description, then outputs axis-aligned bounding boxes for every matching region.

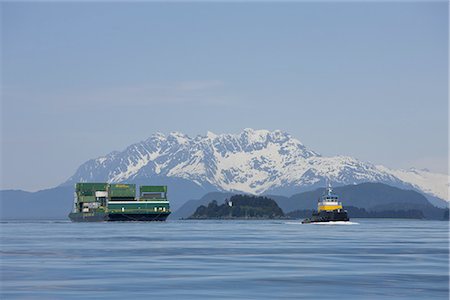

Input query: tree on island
[189,195,285,219]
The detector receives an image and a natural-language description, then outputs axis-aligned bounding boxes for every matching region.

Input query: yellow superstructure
[318,204,343,212]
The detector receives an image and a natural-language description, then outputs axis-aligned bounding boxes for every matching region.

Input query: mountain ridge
[62,129,448,204]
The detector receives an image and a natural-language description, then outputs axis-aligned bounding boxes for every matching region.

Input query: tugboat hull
[302,210,349,224]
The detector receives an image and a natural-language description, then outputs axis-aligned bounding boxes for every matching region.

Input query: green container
[76,183,108,196]
[108,184,136,198]
[139,185,167,200]
[78,195,97,203]
[140,186,167,194]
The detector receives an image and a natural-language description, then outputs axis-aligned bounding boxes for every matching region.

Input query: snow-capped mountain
[376,166,448,202]
[64,129,448,203]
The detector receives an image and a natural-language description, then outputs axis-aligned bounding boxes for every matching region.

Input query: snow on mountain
[376,166,448,201]
[64,129,448,202]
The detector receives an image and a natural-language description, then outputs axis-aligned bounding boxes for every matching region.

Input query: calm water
[1,219,448,299]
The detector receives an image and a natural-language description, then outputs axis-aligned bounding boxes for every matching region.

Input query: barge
[68,183,170,222]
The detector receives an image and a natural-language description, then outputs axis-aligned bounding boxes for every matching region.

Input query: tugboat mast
[326,180,333,196]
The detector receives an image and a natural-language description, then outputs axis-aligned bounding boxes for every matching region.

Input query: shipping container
[75,183,108,196]
[108,184,136,198]
[77,195,97,203]
[139,185,167,199]
[140,186,167,193]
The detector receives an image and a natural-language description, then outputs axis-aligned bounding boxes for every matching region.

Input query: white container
[95,191,108,198]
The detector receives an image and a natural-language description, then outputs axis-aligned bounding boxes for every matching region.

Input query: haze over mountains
[64,128,447,207]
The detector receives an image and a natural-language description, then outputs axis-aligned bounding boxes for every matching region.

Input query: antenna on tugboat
[325,179,332,196]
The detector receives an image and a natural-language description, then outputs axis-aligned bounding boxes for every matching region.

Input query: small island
[188,195,285,219]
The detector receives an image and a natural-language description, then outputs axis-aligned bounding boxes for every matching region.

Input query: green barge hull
[69,212,170,222]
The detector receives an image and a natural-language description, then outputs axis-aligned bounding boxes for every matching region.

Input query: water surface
[1,219,448,299]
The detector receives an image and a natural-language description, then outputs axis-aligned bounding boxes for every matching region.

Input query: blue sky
[1,1,448,191]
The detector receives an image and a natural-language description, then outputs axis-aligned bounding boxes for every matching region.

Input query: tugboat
[302,183,349,224]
